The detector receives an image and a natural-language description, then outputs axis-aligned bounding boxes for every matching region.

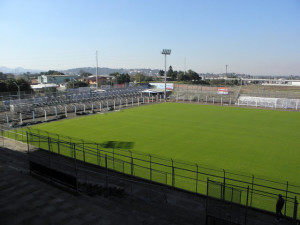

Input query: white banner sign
[217,87,229,95]
[149,83,174,90]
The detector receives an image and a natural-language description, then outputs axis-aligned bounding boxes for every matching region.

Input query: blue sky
[0,0,299,75]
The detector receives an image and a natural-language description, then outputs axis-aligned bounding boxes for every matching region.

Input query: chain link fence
[170,84,300,110]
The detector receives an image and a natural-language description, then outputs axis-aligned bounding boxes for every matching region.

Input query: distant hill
[0,66,160,76]
[0,66,44,74]
[62,67,160,76]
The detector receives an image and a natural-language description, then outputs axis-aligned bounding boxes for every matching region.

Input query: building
[86,75,109,87]
[30,83,58,90]
[38,75,79,84]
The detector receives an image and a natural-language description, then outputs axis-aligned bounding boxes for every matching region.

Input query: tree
[177,71,185,81]
[79,70,92,77]
[117,73,130,84]
[66,80,88,89]
[41,70,64,75]
[5,79,18,92]
[167,66,174,79]
[16,78,32,91]
[186,70,200,83]
[167,66,178,81]
[135,73,146,83]
[0,81,7,92]
[172,71,178,81]
[0,72,7,80]
[1,78,32,92]
[109,72,130,84]
[159,70,165,76]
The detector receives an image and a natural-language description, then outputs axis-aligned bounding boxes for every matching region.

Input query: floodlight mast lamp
[161,49,171,102]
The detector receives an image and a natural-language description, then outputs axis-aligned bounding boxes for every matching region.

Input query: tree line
[0,77,32,93]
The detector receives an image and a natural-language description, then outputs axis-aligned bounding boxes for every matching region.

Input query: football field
[34,102,300,184]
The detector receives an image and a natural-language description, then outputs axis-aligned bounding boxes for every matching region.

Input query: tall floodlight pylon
[161,49,171,102]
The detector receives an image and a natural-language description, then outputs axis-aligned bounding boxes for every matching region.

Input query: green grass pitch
[34,102,300,184]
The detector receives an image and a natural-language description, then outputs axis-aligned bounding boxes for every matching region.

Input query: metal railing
[8,128,297,221]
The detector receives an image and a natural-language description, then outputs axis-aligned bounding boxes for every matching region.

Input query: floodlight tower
[161,49,171,102]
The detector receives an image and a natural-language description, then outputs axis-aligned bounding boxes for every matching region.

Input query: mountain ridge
[0,66,159,76]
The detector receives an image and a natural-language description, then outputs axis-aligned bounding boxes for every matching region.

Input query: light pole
[225,65,228,86]
[96,50,99,89]
[13,81,20,100]
[161,49,171,102]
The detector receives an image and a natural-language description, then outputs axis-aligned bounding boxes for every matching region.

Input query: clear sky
[0,0,299,75]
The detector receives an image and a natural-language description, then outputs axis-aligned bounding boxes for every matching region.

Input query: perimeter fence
[1,126,299,221]
[171,84,300,110]
[0,94,163,128]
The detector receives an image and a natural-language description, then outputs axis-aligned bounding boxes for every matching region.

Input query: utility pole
[225,65,228,86]
[161,49,171,102]
[184,57,186,75]
[96,51,98,89]
[13,81,20,100]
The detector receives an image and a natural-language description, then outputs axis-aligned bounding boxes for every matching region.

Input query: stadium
[1,84,300,224]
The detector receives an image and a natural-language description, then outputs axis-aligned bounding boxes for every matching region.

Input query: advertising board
[149,83,174,90]
[217,87,229,95]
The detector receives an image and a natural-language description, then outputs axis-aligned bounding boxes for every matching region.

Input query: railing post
[207,177,209,195]
[149,154,152,182]
[105,154,108,169]
[96,144,100,165]
[82,140,85,163]
[206,177,209,218]
[48,137,52,169]
[196,164,199,194]
[73,143,78,192]
[223,169,226,200]
[245,186,250,225]
[26,132,30,154]
[129,150,133,176]
[171,158,174,187]
[5,113,9,128]
[65,106,67,117]
[57,134,60,154]
[250,175,254,207]
[113,147,115,169]
[69,137,72,157]
[285,181,289,216]
[293,196,298,223]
